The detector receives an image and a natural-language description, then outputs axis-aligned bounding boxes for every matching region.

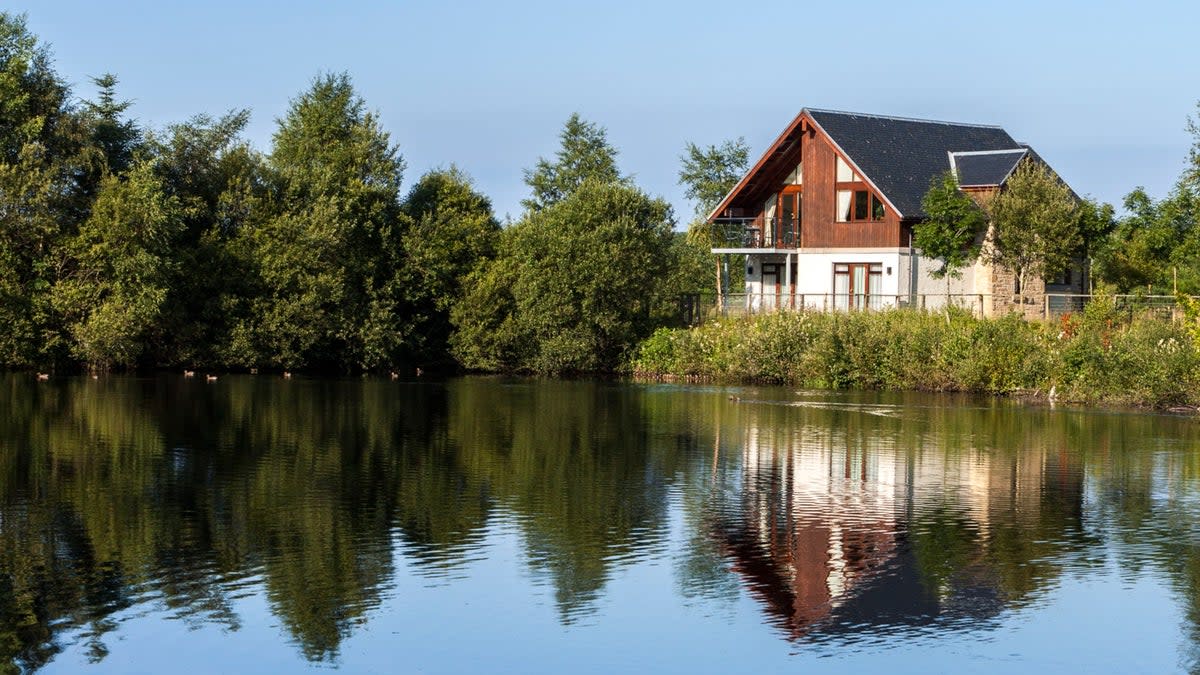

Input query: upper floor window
[784,161,803,185]
[835,156,885,222]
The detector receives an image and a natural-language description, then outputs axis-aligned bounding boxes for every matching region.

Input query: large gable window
[784,161,802,185]
[835,155,885,222]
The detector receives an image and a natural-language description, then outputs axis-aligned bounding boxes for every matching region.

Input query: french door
[833,263,882,310]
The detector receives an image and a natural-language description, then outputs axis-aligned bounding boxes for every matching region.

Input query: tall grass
[630,303,1200,409]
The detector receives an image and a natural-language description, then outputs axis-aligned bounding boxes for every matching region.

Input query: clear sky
[19,0,1200,222]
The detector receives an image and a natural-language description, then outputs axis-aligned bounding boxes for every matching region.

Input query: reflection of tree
[5,375,1200,671]
[0,376,430,667]
[445,379,677,620]
[0,375,691,669]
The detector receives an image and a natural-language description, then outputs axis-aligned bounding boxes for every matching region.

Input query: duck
[389,371,399,380]
[283,371,292,379]
[415,367,424,377]
[183,370,195,377]
[36,373,49,381]
[728,395,740,402]
[250,367,258,375]
[205,374,218,382]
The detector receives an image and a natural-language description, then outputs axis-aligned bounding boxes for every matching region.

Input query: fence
[677,292,1200,325]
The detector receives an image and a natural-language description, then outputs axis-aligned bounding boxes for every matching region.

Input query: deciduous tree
[677,138,750,297]
[396,167,500,368]
[985,161,1081,301]
[453,180,675,374]
[52,161,183,369]
[250,73,405,370]
[914,171,987,279]
[0,12,88,367]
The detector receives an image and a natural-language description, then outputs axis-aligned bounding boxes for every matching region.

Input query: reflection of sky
[15,381,1200,673]
[41,507,1189,675]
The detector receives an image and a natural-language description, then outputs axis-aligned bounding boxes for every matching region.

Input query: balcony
[712,217,799,249]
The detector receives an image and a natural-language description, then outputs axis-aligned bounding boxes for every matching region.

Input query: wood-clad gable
[709,111,904,249]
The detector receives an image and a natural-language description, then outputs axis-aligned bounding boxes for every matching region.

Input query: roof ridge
[804,107,1006,130]
[949,148,1028,157]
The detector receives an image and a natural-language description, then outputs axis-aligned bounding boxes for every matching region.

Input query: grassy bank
[630,301,1200,409]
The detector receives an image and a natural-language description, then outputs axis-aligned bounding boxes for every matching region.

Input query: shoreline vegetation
[3,12,1200,416]
[629,302,1200,412]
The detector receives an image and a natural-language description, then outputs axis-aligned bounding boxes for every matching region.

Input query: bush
[629,306,1200,409]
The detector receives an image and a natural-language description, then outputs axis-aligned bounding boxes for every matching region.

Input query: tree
[51,161,183,369]
[1093,185,1197,294]
[1187,101,1200,190]
[522,113,625,211]
[914,171,987,279]
[148,110,266,367]
[1091,102,1200,295]
[452,180,675,374]
[678,138,749,220]
[83,73,140,179]
[395,167,500,368]
[984,161,1081,302]
[249,73,405,370]
[677,138,750,297]
[0,12,88,368]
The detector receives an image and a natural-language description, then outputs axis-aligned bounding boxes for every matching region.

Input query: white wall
[740,249,984,312]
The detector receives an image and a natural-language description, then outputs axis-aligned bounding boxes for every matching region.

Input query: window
[836,190,886,223]
[834,155,885,223]
[836,156,857,182]
[834,263,883,310]
[784,161,803,185]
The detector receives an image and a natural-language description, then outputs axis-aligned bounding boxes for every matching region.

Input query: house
[707,109,1085,317]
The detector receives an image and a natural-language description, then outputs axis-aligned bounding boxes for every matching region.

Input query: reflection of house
[711,412,1083,641]
[709,109,1084,316]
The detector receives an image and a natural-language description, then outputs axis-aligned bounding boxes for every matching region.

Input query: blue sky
[20,0,1200,222]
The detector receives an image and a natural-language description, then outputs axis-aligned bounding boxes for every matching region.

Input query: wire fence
[676,292,1200,325]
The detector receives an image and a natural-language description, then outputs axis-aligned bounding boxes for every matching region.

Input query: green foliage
[631,308,1198,409]
[676,137,751,297]
[915,171,988,279]
[677,137,749,220]
[396,167,500,367]
[454,180,675,374]
[52,161,183,369]
[522,113,625,211]
[249,73,406,370]
[82,73,140,179]
[0,13,92,368]
[987,160,1081,292]
[147,110,266,367]
[1093,185,1199,294]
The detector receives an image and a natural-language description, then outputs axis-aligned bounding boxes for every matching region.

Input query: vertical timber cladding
[801,120,903,248]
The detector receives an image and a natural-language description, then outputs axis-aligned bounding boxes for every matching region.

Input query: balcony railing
[712,217,799,249]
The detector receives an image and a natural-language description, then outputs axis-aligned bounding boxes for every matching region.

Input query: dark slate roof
[951,149,1027,187]
[806,109,1023,218]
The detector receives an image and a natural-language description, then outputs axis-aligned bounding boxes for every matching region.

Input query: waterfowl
[390,371,399,380]
[283,371,292,379]
[183,370,195,377]
[206,374,218,382]
[36,373,49,381]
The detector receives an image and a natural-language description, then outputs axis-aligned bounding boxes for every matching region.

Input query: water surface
[1,375,1198,673]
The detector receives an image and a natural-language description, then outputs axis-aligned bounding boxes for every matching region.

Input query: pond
[1,375,1198,673]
